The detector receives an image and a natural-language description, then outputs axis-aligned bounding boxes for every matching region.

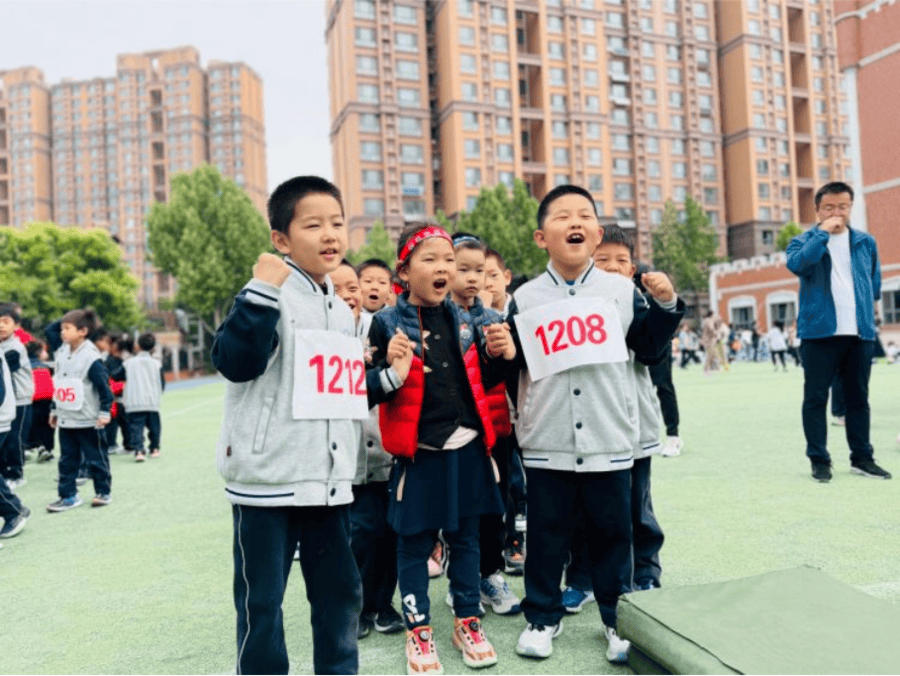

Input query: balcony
[789,41,806,53]
[519,106,544,120]
[608,72,630,83]
[791,87,809,98]
[521,160,547,174]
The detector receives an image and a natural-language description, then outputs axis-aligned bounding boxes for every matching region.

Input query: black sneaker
[850,460,892,480]
[811,462,832,483]
[373,606,405,634]
[358,612,373,640]
[0,506,31,538]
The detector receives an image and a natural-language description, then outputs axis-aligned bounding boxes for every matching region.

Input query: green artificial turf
[2,362,899,674]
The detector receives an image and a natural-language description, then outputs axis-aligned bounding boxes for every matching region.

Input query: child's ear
[397,264,410,283]
[629,264,637,277]
[271,230,291,255]
[533,229,547,250]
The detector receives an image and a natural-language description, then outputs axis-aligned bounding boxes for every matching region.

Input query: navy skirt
[387,438,504,536]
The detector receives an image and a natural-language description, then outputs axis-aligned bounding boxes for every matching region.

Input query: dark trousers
[565,458,663,591]
[522,467,631,629]
[649,349,679,437]
[831,374,846,417]
[788,345,801,366]
[28,400,54,451]
[350,482,398,615]
[679,349,701,368]
[1,405,32,481]
[129,411,161,452]
[58,427,111,498]
[508,443,526,516]
[771,350,786,368]
[0,431,26,523]
[397,515,481,628]
[479,436,519,578]
[801,337,875,465]
[232,503,361,675]
[117,406,133,449]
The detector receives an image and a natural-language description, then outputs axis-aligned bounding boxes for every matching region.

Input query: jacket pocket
[251,394,276,454]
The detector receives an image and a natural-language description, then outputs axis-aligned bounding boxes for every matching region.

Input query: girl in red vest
[365,223,516,674]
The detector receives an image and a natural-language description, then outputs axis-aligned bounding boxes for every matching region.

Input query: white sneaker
[661,436,683,457]
[832,416,845,426]
[603,626,631,664]
[516,621,562,658]
[480,572,521,614]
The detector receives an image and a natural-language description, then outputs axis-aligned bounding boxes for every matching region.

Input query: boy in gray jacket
[211,176,364,675]
[114,332,165,462]
[508,186,683,665]
[0,303,34,490]
[0,350,31,541]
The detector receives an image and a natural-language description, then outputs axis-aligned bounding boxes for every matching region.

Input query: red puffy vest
[32,367,54,402]
[379,344,501,458]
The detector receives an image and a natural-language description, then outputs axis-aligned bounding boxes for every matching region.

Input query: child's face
[272,193,347,284]
[0,316,14,340]
[95,336,111,353]
[592,242,636,279]
[359,267,392,313]
[61,322,88,346]
[483,256,511,308]
[399,237,455,307]
[451,247,486,308]
[534,194,602,275]
[331,264,363,318]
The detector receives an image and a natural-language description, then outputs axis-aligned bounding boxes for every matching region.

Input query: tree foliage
[346,220,396,266]
[0,222,142,330]
[449,179,545,277]
[651,196,722,294]
[775,221,804,251]
[146,165,270,322]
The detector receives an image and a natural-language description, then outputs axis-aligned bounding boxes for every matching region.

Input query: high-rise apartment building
[1,46,267,308]
[327,0,850,262]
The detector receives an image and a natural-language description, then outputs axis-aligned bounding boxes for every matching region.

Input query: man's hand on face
[820,216,845,235]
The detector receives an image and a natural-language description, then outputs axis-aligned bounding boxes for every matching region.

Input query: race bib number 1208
[515,297,629,380]
[292,330,369,420]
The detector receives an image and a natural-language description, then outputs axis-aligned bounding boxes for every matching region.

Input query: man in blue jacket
[786,181,890,482]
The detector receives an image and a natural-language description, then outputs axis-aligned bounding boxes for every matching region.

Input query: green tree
[0,222,142,330]
[146,165,270,325]
[347,220,396,266]
[775,221,803,251]
[451,179,545,277]
[651,196,722,302]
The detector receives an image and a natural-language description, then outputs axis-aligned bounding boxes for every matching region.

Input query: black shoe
[373,606,404,634]
[0,506,31,538]
[850,460,892,480]
[358,612,373,640]
[811,462,832,483]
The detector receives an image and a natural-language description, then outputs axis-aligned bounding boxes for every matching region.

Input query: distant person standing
[786,181,890,482]
[767,322,788,371]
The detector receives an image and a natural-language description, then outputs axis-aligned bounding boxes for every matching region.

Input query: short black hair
[62,308,102,336]
[267,176,344,234]
[598,224,635,260]
[138,332,156,352]
[451,231,486,253]
[116,333,135,354]
[356,258,392,277]
[25,340,44,359]
[485,248,506,269]
[537,184,598,229]
[0,302,21,324]
[814,182,854,208]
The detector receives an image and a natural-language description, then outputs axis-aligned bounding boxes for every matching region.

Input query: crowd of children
[0,300,167,546]
[212,175,684,675]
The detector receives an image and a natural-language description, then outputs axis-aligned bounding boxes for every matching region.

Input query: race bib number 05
[515,297,628,381]
[54,377,86,412]
[293,330,369,420]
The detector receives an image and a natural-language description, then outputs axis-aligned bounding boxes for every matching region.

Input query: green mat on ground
[618,566,900,675]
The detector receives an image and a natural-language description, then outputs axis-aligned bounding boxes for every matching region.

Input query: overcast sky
[1,0,333,191]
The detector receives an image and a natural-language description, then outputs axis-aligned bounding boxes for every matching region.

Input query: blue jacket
[785,226,881,341]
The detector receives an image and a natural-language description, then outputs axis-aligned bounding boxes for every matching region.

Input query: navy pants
[28,400,54,451]
[58,427,111,498]
[1,404,32,481]
[801,337,875,465]
[649,347,679,437]
[350,482,398,615]
[232,503,361,675]
[522,467,632,629]
[397,516,481,628]
[479,435,522,578]
[0,431,27,524]
[129,411,161,452]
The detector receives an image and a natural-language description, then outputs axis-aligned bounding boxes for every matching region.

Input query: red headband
[397,226,452,266]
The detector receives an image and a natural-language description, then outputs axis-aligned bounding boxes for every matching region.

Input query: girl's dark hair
[451,231,486,253]
[25,340,44,358]
[116,333,135,354]
[61,308,101,335]
[396,221,432,260]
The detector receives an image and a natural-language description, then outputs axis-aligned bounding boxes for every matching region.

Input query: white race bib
[54,378,86,412]
[293,330,368,420]
[516,297,629,380]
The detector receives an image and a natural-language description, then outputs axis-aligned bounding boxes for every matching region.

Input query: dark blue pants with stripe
[0,431,27,524]
[58,426,111,498]
[1,404,32,481]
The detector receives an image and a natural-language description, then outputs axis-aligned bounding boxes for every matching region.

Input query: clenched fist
[485,323,516,360]
[641,272,675,303]
[253,253,291,288]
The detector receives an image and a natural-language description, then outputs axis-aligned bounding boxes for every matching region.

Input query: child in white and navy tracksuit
[0,352,31,538]
[113,332,165,460]
[0,303,34,487]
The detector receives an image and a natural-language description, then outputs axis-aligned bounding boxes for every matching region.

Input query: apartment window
[585,96,600,112]
[641,17,653,32]
[553,173,570,187]
[584,43,598,60]
[642,41,655,58]
[491,7,507,24]
[356,55,378,75]
[751,66,763,83]
[358,84,379,103]
[362,169,384,188]
[401,144,424,163]
[550,68,566,85]
[461,82,478,101]
[609,36,626,55]
[586,122,600,139]
[493,62,510,79]
[749,20,760,36]
[460,54,477,73]
[612,134,630,150]
[697,48,710,65]
[643,88,657,104]
[665,0,679,12]
[397,116,421,136]
[398,88,421,106]
[463,112,479,130]
[814,77,825,93]
[354,0,375,19]
[752,89,764,106]
[666,45,682,62]
[364,198,384,216]
[670,115,684,130]
[359,113,380,132]
[695,25,710,40]
[552,121,567,139]
[645,112,659,128]
[757,159,769,175]
[498,171,514,187]
[667,67,683,85]
[495,88,512,107]
[548,16,563,33]
[360,141,382,161]
[665,21,679,37]
[697,71,712,87]
[587,148,603,165]
[614,183,634,200]
[753,113,766,127]
[581,18,596,35]
[694,2,708,18]
[584,69,599,87]
[773,49,784,64]
[647,136,660,153]
[780,162,791,177]
[759,206,772,220]
[492,34,509,52]
[613,158,633,176]
[458,0,474,16]
[703,187,718,204]
[394,5,416,24]
[548,42,564,59]
[465,139,481,158]
[589,174,603,191]
[650,209,663,224]
[610,108,629,125]
[702,163,717,180]
[672,161,687,178]
[395,33,418,51]
[465,167,482,187]
[609,60,627,77]
[460,27,476,45]
[776,117,788,133]
[497,143,514,161]
[673,186,687,202]
[642,65,657,82]
[669,91,684,107]
[397,61,420,80]
[647,160,661,178]
[758,183,770,199]
[553,147,570,165]
[496,116,512,134]
[551,94,567,111]
[606,12,624,28]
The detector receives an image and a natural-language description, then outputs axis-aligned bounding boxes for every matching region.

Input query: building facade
[327,0,849,262]
[0,47,267,307]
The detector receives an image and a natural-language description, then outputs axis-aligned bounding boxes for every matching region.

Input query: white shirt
[826,229,858,336]
[767,327,787,351]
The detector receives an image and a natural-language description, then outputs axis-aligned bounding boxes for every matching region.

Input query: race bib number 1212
[292,330,369,420]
